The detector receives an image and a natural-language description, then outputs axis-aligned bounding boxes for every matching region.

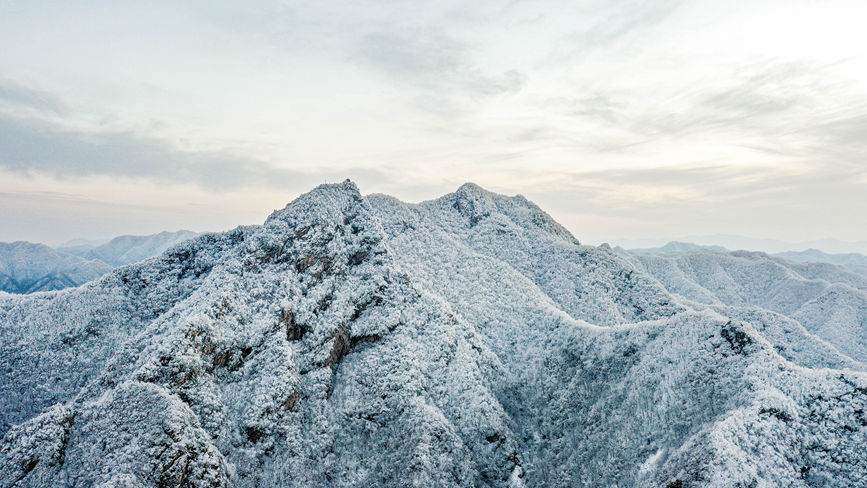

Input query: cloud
[506,59,867,173]
[576,0,686,47]
[519,161,867,245]
[618,62,822,139]
[531,162,867,216]
[0,113,393,191]
[0,114,283,189]
[0,80,67,114]
[354,26,466,81]
[1,0,866,244]
[353,24,526,97]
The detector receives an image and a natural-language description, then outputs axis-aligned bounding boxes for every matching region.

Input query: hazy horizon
[2,1,866,246]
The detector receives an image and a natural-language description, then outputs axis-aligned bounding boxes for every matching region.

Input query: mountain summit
[1,182,865,487]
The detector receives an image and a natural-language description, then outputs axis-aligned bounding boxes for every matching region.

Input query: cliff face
[1,181,865,488]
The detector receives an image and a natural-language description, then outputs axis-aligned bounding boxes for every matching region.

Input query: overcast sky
[1,0,866,249]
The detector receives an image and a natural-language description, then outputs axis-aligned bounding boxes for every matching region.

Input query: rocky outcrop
[1,181,865,487]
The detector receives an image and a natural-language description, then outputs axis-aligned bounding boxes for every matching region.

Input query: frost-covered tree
[1,181,864,487]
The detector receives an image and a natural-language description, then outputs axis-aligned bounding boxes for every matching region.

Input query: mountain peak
[454,181,490,197]
[266,180,363,225]
[443,182,579,245]
[2,182,865,487]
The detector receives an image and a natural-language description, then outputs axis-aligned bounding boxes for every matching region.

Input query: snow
[58,230,200,267]
[775,248,867,275]
[1,231,200,294]
[1,181,865,487]
[621,247,867,362]
[0,242,112,294]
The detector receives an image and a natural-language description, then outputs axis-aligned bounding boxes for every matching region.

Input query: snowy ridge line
[369,183,867,486]
[714,304,863,372]
[0,231,203,295]
[1,180,865,487]
[621,245,867,364]
[0,241,114,294]
[57,230,201,268]
[613,265,866,372]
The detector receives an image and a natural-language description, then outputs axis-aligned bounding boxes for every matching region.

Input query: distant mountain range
[0,242,112,294]
[614,235,867,255]
[0,231,199,294]
[6,232,864,297]
[1,182,864,487]
[625,241,867,277]
[626,241,728,254]
[621,244,867,363]
[57,230,200,267]
[774,248,867,275]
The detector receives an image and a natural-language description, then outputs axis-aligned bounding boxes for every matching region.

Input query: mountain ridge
[613,236,867,255]
[0,231,202,295]
[0,241,113,294]
[625,241,867,276]
[621,245,867,363]
[58,230,200,267]
[1,181,865,487]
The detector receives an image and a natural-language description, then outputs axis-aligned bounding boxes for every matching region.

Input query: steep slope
[59,230,200,267]
[1,182,865,488]
[0,242,113,294]
[1,183,516,487]
[790,283,867,363]
[371,184,683,329]
[368,185,867,487]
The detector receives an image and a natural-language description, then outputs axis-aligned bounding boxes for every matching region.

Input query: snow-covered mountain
[626,242,867,276]
[774,249,867,275]
[0,231,201,295]
[0,242,113,294]
[620,247,867,366]
[616,236,867,255]
[1,182,864,487]
[58,230,200,267]
[627,241,728,255]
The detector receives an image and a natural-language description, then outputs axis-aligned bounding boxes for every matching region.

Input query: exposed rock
[1,181,864,488]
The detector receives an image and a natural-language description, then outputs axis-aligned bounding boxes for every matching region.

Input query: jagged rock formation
[0,242,113,294]
[1,181,865,487]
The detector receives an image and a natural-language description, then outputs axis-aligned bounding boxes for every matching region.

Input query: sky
[1,0,866,250]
